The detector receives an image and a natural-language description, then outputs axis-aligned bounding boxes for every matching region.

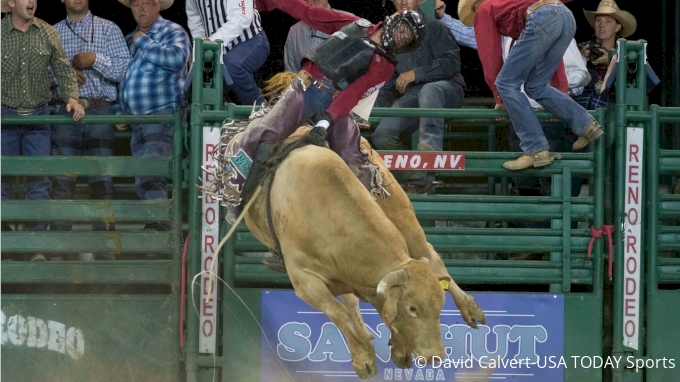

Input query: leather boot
[502,150,555,170]
[573,120,604,151]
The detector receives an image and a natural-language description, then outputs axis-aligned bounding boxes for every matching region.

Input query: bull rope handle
[205,185,263,304]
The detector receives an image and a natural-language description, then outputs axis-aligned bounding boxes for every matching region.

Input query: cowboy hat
[117,0,174,11]
[584,0,637,38]
[458,0,486,27]
[1,0,10,13]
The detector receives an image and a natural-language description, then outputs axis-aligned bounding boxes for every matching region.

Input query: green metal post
[186,38,205,382]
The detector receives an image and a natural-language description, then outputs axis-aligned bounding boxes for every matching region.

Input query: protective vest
[304,19,393,90]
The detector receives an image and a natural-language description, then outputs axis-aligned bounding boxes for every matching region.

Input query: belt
[1,102,48,116]
[77,98,111,109]
[526,0,561,18]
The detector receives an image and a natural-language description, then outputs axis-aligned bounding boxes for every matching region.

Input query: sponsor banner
[623,127,643,351]
[379,152,465,171]
[200,126,220,353]
[261,291,564,381]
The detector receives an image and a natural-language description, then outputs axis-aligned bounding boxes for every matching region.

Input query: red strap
[587,225,615,278]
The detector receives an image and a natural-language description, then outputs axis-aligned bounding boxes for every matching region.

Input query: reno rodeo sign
[260,292,564,381]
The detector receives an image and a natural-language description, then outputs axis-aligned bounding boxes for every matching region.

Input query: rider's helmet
[380,9,427,54]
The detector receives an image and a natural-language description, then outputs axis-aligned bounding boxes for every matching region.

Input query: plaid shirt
[117,16,190,115]
[52,12,131,102]
[439,14,477,49]
[1,15,77,108]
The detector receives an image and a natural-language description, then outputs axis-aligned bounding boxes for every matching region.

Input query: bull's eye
[409,305,417,313]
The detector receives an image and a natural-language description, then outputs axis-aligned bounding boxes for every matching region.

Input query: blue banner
[261,291,564,382]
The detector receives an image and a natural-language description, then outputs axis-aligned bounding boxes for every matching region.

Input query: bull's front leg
[289,269,377,379]
[422,244,486,329]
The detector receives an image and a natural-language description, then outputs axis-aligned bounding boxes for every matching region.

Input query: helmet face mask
[380,10,427,54]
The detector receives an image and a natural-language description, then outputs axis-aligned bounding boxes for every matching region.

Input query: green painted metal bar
[186,37,207,382]
[1,156,172,177]
[0,114,176,125]
[562,167,572,292]
[231,265,595,286]
[2,231,174,254]
[1,200,172,221]
[1,261,173,284]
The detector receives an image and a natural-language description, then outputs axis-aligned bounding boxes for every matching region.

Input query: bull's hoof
[391,350,412,369]
[353,360,377,379]
[460,294,486,329]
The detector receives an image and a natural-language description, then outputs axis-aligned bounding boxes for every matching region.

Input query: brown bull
[243,144,450,378]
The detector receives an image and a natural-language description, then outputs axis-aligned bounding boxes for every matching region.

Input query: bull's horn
[377,269,410,297]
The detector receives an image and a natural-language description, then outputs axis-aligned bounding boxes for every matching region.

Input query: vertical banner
[200,126,220,353]
[623,127,643,351]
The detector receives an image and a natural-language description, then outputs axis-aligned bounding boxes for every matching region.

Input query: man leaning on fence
[50,0,132,260]
[459,0,604,171]
[1,0,85,261]
[115,0,190,233]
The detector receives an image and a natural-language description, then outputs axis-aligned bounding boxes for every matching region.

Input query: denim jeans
[302,77,335,124]
[1,105,51,231]
[372,80,463,184]
[373,80,464,151]
[495,4,595,155]
[224,30,270,106]
[130,108,175,202]
[51,104,115,231]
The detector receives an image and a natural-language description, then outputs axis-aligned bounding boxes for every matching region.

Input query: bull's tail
[263,72,298,99]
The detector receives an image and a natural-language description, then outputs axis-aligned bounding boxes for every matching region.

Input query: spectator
[503,35,591,237]
[459,0,604,170]
[1,0,85,261]
[372,0,464,193]
[211,0,426,223]
[186,0,270,106]
[434,0,477,49]
[284,0,349,73]
[116,0,190,232]
[50,0,131,258]
[575,0,637,110]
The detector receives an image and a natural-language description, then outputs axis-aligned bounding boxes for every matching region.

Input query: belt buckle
[313,80,329,91]
[15,107,34,116]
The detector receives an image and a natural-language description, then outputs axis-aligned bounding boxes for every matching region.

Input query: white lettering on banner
[200,126,220,353]
[1,311,85,360]
[380,153,465,171]
[623,128,643,351]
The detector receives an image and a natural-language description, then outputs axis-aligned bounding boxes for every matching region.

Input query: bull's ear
[437,274,452,290]
[418,257,430,264]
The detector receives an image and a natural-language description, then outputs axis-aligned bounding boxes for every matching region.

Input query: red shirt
[474,0,572,104]
[264,0,394,120]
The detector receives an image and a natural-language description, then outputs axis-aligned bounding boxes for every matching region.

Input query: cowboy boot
[502,150,555,171]
[573,120,604,151]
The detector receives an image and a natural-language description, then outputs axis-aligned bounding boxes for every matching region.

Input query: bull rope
[204,185,262,304]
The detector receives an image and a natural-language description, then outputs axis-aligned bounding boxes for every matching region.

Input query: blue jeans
[372,80,464,152]
[302,77,335,123]
[130,108,175,202]
[495,4,594,155]
[224,30,270,106]
[1,105,51,231]
[51,104,116,231]
[372,80,463,184]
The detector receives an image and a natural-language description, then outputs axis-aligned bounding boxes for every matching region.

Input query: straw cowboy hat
[1,0,10,13]
[584,0,637,38]
[457,0,486,27]
[117,0,174,11]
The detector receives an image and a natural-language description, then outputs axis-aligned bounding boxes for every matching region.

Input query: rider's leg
[326,115,382,195]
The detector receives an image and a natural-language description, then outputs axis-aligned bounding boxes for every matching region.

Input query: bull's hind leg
[289,270,377,379]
